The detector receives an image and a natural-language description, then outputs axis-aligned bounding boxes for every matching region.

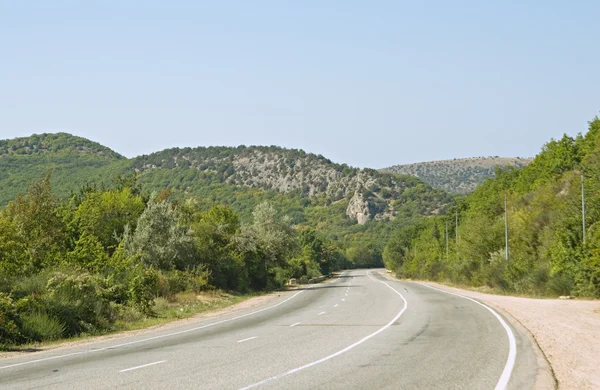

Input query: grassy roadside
[1,290,266,354]
[114,290,260,331]
[384,271,599,300]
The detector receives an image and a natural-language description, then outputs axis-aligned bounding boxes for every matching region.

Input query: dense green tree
[5,173,65,271]
[192,205,245,290]
[73,188,145,253]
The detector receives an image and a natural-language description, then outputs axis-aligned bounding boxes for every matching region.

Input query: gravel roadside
[421,281,600,390]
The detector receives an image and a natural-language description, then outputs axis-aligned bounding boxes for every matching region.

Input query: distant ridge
[380,157,533,194]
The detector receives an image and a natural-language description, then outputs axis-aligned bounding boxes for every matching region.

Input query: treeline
[384,117,600,297]
[0,174,346,347]
[0,132,123,159]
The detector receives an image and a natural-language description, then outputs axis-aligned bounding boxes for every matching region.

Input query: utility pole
[445,220,449,261]
[582,173,586,244]
[455,210,459,246]
[504,194,509,261]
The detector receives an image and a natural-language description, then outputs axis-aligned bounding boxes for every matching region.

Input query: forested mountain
[0,133,452,262]
[381,157,532,194]
[384,117,600,298]
[131,145,452,224]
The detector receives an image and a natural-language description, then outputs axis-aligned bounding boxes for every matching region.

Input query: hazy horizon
[1,1,599,168]
[3,129,541,169]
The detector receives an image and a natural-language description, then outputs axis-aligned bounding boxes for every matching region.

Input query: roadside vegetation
[384,116,600,298]
[0,175,345,348]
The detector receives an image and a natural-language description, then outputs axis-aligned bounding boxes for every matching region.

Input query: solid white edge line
[237,336,258,343]
[238,271,408,390]
[119,360,166,373]
[420,283,517,390]
[0,289,307,370]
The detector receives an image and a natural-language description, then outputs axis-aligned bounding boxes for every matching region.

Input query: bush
[128,267,159,315]
[0,293,21,346]
[157,269,211,299]
[43,271,116,335]
[548,273,574,296]
[11,273,47,299]
[20,312,66,342]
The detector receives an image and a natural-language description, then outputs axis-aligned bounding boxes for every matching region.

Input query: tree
[67,232,108,272]
[0,216,27,276]
[5,172,65,271]
[73,188,144,253]
[236,202,298,289]
[193,205,244,290]
[124,198,196,270]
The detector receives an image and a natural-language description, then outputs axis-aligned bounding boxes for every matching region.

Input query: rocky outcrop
[346,191,371,225]
[132,145,451,224]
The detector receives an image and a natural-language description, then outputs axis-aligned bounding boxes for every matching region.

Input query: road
[0,270,539,389]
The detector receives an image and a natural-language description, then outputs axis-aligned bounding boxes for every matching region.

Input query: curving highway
[0,270,539,389]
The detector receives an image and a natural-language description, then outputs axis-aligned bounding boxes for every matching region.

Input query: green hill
[0,133,128,204]
[0,133,453,252]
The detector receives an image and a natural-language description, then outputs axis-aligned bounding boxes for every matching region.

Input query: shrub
[20,312,66,342]
[548,273,574,296]
[0,293,21,346]
[11,273,48,299]
[43,271,116,335]
[128,267,159,315]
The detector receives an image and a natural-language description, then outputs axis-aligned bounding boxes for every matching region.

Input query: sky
[1,1,599,168]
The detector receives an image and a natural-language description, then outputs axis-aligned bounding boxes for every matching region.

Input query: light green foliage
[0,216,27,276]
[73,188,144,252]
[346,245,380,268]
[248,202,298,269]
[385,117,600,297]
[67,232,109,272]
[4,173,65,271]
[236,202,299,289]
[124,198,196,270]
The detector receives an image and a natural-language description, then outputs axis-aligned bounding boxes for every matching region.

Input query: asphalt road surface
[0,270,539,389]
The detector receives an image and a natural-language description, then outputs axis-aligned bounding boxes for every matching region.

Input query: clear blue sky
[1,1,598,168]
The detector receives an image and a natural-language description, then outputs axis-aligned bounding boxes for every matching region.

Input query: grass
[113,290,257,331]
[386,272,565,299]
[2,290,263,353]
